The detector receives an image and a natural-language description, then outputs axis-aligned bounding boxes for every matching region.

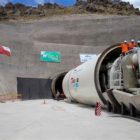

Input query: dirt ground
[0,99,140,140]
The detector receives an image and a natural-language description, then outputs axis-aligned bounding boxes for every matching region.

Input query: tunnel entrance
[17,77,52,100]
[51,72,67,100]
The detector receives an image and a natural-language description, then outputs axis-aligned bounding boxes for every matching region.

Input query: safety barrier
[95,102,102,116]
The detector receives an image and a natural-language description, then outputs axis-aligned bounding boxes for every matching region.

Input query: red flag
[0,45,11,56]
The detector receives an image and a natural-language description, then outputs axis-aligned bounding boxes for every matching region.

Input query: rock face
[0,2,64,20]
[76,0,140,15]
[0,1,139,21]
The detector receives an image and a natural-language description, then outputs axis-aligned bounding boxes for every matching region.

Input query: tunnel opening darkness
[51,72,67,100]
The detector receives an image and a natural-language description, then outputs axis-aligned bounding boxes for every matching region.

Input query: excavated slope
[0,14,140,94]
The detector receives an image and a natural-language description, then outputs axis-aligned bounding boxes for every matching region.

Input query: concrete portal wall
[0,14,140,94]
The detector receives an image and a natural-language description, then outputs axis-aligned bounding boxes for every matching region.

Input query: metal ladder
[117,56,123,87]
[111,56,123,89]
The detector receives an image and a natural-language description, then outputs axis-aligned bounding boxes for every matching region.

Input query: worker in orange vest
[121,40,129,56]
[128,39,137,50]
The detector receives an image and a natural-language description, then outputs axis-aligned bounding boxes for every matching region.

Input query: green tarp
[40,51,61,63]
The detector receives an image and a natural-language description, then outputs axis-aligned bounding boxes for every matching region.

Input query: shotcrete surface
[0,14,140,93]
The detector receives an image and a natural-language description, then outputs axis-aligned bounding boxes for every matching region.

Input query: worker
[120,40,129,56]
[137,40,140,48]
[128,39,137,50]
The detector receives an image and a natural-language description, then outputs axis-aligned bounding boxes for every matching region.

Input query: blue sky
[0,0,139,8]
[0,0,76,7]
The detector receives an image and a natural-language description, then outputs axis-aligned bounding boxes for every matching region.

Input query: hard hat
[131,39,135,42]
[124,40,127,43]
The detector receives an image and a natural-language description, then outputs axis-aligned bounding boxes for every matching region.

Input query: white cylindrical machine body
[62,55,103,106]
[62,44,121,106]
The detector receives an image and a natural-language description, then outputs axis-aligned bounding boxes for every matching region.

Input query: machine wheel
[121,103,126,115]
[129,104,136,117]
[107,101,112,112]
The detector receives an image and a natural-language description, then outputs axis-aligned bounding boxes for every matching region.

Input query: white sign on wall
[80,54,97,63]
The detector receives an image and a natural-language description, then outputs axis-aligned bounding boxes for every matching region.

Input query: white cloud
[34,0,45,5]
[49,0,54,3]
[35,0,55,4]
[123,0,140,9]
[0,0,10,6]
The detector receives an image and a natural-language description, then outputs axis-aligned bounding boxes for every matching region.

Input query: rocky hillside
[76,0,140,15]
[0,3,65,20]
[0,0,140,21]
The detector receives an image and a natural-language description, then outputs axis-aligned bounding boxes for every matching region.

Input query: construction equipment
[51,44,140,117]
